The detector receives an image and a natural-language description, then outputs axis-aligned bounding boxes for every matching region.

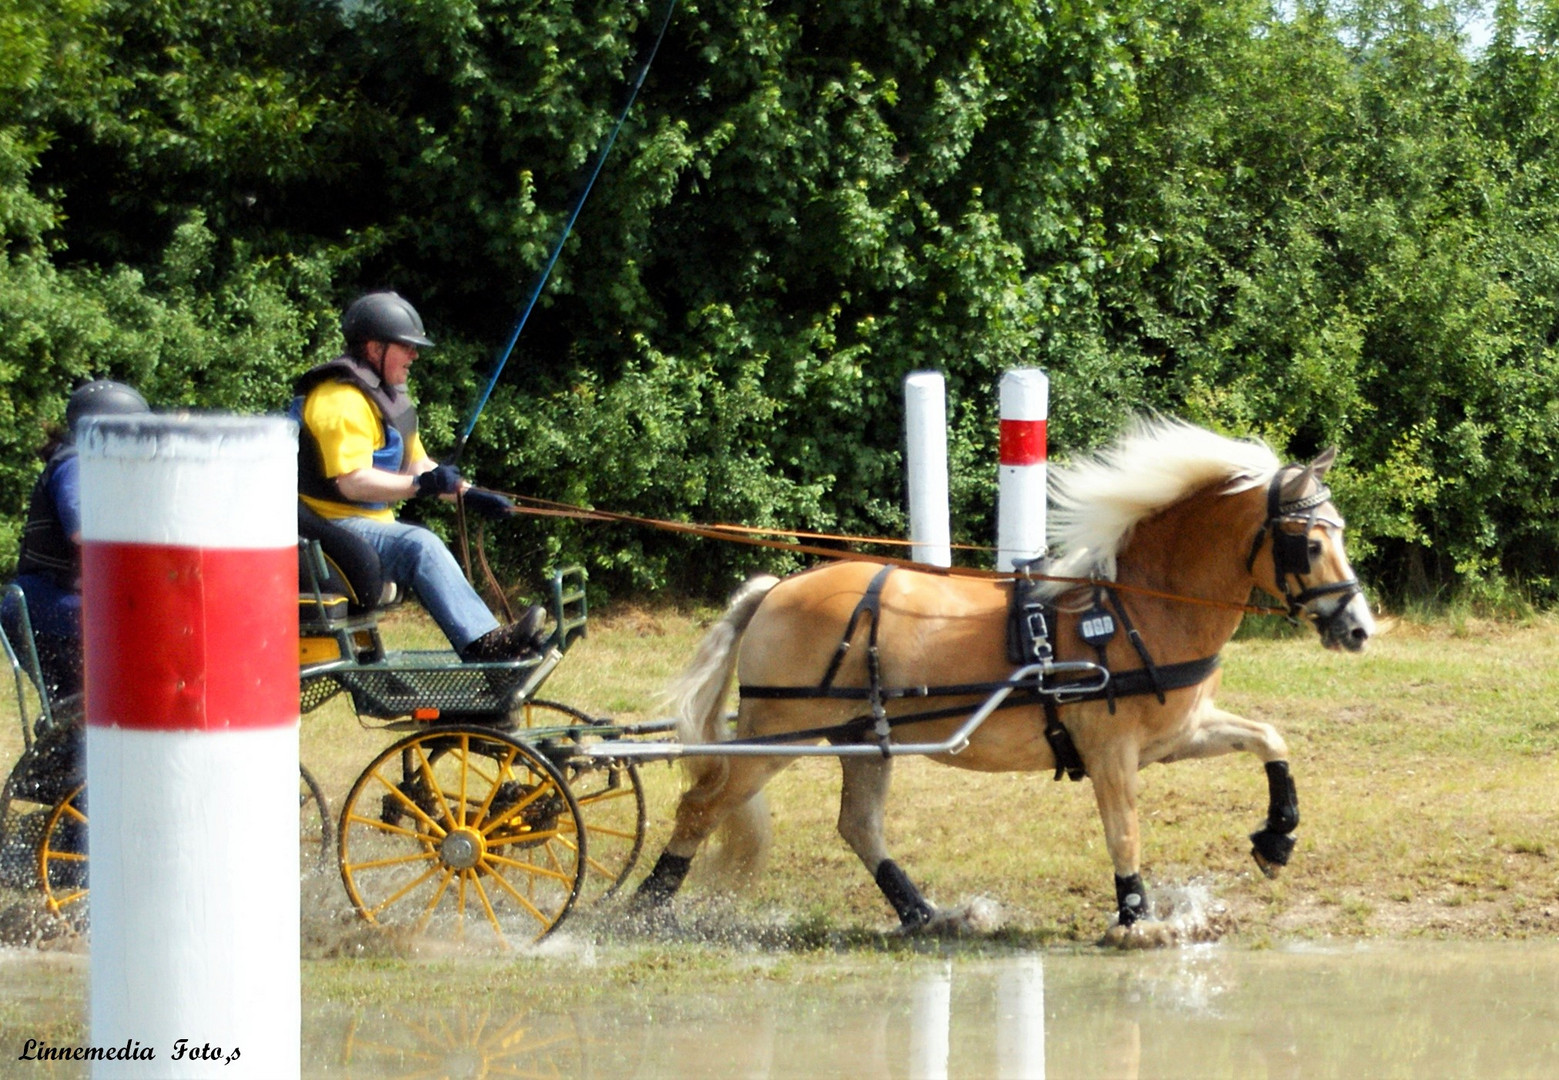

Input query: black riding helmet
[341,291,435,350]
[65,380,150,441]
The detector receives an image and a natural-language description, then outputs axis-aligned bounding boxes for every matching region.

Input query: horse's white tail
[662,574,780,887]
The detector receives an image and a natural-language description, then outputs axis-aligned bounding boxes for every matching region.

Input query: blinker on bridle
[1245,466,1362,623]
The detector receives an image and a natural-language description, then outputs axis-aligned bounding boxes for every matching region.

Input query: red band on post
[83,543,299,731]
[999,419,1047,466]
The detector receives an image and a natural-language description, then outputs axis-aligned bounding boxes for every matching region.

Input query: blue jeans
[3,574,83,700]
[331,517,499,651]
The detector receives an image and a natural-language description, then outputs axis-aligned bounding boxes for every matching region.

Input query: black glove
[414,464,462,497]
[463,488,515,520]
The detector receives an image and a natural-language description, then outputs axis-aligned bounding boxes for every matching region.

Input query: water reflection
[306,943,1559,1079]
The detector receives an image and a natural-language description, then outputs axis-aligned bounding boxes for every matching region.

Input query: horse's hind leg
[632,755,787,908]
[837,756,934,930]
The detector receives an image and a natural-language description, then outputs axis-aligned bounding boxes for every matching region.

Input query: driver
[290,291,546,662]
[4,380,152,702]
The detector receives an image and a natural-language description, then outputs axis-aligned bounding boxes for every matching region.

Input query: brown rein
[476,490,1289,618]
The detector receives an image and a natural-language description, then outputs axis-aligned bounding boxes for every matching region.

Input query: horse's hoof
[1099,919,1178,950]
[891,908,938,936]
[920,897,1005,937]
[1250,829,1296,877]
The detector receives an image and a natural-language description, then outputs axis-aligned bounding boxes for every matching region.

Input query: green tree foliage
[3,0,1559,605]
[1095,0,1559,600]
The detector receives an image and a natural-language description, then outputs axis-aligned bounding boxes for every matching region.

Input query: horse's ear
[1310,446,1337,480]
[1281,465,1314,501]
[1280,447,1336,501]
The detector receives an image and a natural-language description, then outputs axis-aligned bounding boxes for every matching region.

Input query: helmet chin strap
[361,341,395,391]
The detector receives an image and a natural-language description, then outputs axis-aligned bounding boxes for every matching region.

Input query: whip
[451,0,679,464]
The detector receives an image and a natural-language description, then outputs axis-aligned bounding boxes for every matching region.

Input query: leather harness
[737,463,1347,781]
[739,564,1219,780]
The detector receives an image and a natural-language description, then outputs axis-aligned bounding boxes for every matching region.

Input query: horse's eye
[1308,539,1323,559]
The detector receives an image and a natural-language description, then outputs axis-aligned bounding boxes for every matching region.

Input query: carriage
[0,529,662,945]
[0,419,1374,947]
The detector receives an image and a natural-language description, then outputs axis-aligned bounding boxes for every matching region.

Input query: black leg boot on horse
[875,860,935,930]
[1250,760,1299,876]
[633,851,693,907]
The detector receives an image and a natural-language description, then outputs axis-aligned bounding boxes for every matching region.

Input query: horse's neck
[1113,485,1264,657]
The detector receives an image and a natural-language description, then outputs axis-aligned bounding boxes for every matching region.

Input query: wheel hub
[439,828,485,870]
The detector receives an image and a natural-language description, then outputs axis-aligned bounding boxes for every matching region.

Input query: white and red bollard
[81,415,299,1079]
[904,372,952,568]
[996,369,1049,570]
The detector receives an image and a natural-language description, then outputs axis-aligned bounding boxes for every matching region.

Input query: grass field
[294,600,1559,949]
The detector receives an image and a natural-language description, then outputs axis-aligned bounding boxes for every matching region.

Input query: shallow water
[302,941,1559,1079]
[5,941,1558,1078]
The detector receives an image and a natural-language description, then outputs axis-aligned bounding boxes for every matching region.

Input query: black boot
[460,605,548,662]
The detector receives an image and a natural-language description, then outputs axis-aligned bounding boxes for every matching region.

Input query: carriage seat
[297,502,397,623]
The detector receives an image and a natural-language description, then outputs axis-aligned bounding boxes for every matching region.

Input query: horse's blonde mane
[1045,416,1280,583]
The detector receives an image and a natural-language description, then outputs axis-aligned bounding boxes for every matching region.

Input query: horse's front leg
[1159,703,1298,877]
[1089,745,1155,933]
[837,755,935,930]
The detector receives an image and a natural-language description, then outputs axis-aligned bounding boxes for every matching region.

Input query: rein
[485,489,1292,617]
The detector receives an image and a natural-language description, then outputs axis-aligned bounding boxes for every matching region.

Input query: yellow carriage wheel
[515,699,647,901]
[337,728,585,944]
[38,784,88,918]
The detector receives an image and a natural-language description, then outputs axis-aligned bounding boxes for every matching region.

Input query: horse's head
[1246,448,1375,651]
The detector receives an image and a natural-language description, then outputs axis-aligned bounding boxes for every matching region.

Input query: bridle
[1245,466,1363,627]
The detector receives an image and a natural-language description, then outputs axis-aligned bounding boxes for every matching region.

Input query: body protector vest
[16,447,80,590]
[291,355,420,511]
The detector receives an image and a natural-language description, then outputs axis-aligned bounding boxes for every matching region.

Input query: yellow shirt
[298,381,427,523]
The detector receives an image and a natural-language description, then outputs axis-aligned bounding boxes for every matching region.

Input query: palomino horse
[632,418,1375,939]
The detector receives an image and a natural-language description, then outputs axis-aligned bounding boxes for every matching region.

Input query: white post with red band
[904,371,952,568]
[996,369,1049,570]
[81,415,299,1079]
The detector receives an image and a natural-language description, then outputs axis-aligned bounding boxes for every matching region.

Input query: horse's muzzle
[1314,589,1374,652]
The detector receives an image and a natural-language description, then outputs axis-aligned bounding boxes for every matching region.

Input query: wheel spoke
[471,744,519,822]
[467,870,507,940]
[415,867,459,928]
[457,734,470,830]
[343,812,437,844]
[411,745,455,830]
[582,822,639,841]
[573,781,633,804]
[364,863,445,920]
[346,849,440,874]
[46,890,87,913]
[482,852,576,887]
[367,765,448,838]
[480,862,555,928]
[480,777,560,838]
